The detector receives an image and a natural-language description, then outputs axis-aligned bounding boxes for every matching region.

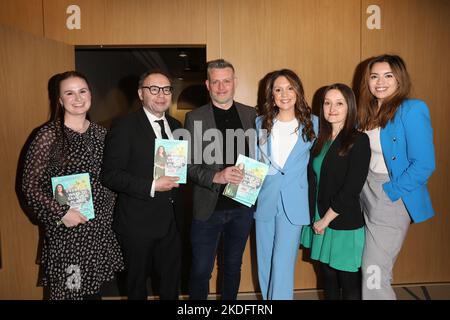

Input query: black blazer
[308,131,370,230]
[101,108,183,240]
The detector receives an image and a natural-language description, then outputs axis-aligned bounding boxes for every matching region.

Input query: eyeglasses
[142,85,173,95]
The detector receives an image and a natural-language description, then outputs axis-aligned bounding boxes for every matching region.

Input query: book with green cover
[223,154,269,207]
[154,138,188,184]
[51,173,95,220]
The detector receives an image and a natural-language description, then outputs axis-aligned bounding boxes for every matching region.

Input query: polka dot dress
[22,121,124,300]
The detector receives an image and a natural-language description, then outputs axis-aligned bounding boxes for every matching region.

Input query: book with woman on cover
[51,172,95,220]
[154,138,188,183]
[223,154,269,207]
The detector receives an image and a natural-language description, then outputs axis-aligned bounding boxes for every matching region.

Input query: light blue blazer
[380,99,435,223]
[254,115,319,225]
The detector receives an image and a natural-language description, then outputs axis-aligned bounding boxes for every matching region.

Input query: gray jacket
[184,102,257,221]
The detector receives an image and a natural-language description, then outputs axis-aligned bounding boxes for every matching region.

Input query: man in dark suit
[102,70,182,300]
[184,59,257,300]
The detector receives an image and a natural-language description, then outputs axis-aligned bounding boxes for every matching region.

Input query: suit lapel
[166,114,181,132]
[137,108,157,141]
[236,102,253,131]
[202,103,217,131]
[236,102,258,162]
[319,133,342,182]
[380,117,396,157]
[280,125,313,170]
[202,103,223,166]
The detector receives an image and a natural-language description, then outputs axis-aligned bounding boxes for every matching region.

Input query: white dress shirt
[143,107,174,197]
[271,118,299,169]
[143,107,174,139]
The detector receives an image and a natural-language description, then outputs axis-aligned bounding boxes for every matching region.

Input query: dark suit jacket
[308,131,370,230]
[102,108,183,240]
[184,102,257,221]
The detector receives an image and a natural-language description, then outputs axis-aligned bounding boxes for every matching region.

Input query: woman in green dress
[301,83,370,299]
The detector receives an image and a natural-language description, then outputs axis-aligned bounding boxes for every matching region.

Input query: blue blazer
[380,99,435,223]
[254,115,319,225]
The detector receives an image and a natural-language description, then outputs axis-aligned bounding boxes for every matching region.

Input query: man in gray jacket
[184,59,256,300]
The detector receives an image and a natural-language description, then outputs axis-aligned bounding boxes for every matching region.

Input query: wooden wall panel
[43,0,207,45]
[0,0,44,37]
[220,0,361,108]
[206,0,221,60]
[165,0,221,127]
[218,0,361,292]
[0,24,74,299]
[43,0,106,45]
[1,0,449,298]
[361,0,450,284]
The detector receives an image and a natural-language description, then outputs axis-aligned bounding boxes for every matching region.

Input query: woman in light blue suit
[358,54,435,299]
[255,69,318,300]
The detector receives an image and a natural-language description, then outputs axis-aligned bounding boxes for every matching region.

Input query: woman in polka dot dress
[22,71,124,300]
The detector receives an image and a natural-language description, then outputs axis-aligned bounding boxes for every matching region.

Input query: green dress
[300,140,365,272]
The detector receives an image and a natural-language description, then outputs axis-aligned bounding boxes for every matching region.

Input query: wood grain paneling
[206,0,221,60]
[220,0,361,108]
[0,24,74,299]
[0,0,449,298]
[217,0,361,292]
[0,0,44,37]
[361,0,450,284]
[43,0,207,45]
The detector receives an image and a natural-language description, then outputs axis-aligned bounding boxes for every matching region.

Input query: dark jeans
[189,207,254,300]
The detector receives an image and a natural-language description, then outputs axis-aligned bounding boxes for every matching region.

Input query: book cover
[51,173,95,220]
[154,138,188,184]
[223,154,269,207]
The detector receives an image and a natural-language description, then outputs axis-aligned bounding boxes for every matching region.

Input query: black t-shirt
[212,103,250,211]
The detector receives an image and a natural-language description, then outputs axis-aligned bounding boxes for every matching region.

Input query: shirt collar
[143,107,166,123]
[211,101,236,114]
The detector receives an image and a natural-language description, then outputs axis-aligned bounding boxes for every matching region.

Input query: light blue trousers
[255,212,303,300]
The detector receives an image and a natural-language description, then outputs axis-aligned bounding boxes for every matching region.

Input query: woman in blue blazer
[255,69,317,300]
[358,54,435,299]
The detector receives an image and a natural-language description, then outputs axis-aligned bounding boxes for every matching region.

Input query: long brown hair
[50,71,92,166]
[256,69,315,144]
[358,54,411,130]
[51,70,92,122]
[312,83,358,157]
